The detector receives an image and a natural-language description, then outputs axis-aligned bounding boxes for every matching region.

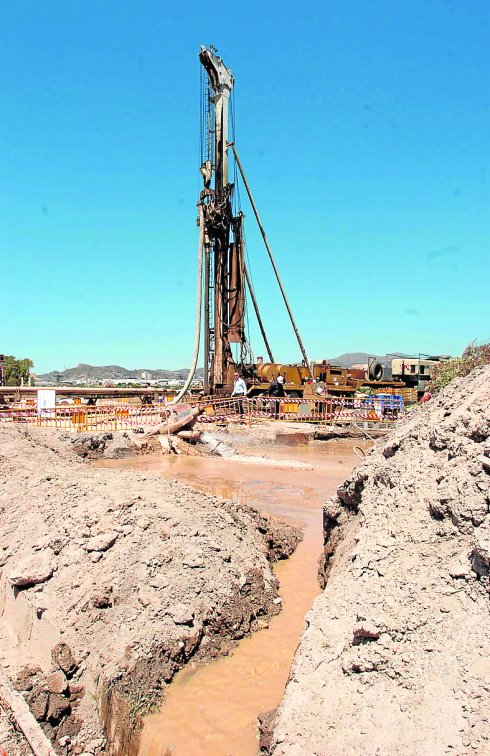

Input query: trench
[99,437,366,755]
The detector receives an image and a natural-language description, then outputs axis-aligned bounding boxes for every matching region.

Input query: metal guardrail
[0,394,404,431]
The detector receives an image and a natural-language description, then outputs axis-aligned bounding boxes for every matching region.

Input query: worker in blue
[231,371,247,418]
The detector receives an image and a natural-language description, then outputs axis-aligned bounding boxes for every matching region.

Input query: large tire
[369,361,384,381]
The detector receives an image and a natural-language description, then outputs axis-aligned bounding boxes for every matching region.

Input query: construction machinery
[173,47,444,403]
[169,45,313,402]
[390,355,450,391]
[198,45,245,393]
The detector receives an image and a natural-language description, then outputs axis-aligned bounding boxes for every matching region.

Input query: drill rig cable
[244,265,274,362]
[199,66,203,165]
[242,224,273,361]
[229,142,312,377]
[172,202,205,404]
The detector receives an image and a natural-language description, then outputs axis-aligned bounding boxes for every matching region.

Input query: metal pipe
[244,265,274,362]
[229,142,312,376]
[203,245,210,394]
[0,387,173,398]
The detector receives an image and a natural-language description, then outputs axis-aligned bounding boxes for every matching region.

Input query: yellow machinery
[248,361,355,397]
[246,359,414,399]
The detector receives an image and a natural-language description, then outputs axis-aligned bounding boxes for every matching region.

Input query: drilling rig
[198,46,246,394]
[169,46,420,405]
[171,45,411,404]
[196,45,312,397]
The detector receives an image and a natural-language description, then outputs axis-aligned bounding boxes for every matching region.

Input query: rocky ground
[266,365,490,755]
[0,426,300,755]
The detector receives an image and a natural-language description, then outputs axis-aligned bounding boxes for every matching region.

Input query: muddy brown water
[99,439,366,755]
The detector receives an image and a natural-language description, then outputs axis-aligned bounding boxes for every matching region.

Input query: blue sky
[1,0,489,373]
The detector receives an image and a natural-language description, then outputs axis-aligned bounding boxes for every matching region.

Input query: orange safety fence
[0,404,171,432]
[196,394,404,423]
[0,394,404,431]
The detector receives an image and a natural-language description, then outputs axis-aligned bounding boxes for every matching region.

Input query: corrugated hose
[171,203,204,404]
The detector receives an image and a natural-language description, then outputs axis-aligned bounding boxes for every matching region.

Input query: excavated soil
[0,426,300,755]
[0,701,32,755]
[267,365,490,755]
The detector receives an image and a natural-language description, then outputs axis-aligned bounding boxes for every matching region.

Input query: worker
[231,371,247,418]
[268,375,285,419]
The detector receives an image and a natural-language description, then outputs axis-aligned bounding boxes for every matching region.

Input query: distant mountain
[37,363,204,383]
[37,354,413,382]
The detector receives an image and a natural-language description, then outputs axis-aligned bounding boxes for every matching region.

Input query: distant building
[141,371,152,380]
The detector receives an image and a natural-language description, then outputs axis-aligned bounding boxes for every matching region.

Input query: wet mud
[100,438,365,755]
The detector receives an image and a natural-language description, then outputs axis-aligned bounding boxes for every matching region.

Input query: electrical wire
[230,143,310,373]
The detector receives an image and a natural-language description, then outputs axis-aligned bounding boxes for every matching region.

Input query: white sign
[37,389,56,415]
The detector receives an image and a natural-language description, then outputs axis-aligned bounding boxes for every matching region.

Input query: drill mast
[197,45,310,396]
[199,46,246,394]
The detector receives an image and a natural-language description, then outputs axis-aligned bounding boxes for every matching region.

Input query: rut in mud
[100,438,364,754]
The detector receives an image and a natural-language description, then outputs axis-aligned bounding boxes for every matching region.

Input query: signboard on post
[37,389,56,415]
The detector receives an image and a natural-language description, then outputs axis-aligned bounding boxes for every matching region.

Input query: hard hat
[277,376,284,383]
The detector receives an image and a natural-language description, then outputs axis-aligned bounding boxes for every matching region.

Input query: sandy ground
[267,365,490,755]
[199,420,388,449]
[0,426,300,755]
[0,701,33,755]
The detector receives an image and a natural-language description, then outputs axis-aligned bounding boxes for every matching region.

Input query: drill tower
[199,46,246,394]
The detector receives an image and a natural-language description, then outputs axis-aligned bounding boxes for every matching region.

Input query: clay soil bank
[0,426,302,755]
[268,366,490,755]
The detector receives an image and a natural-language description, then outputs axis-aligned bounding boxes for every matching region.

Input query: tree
[1,356,34,386]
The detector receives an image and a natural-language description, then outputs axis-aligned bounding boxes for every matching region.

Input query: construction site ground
[197,419,390,446]
[266,365,490,755]
[0,424,301,754]
[0,367,488,756]
[0,700,32,755]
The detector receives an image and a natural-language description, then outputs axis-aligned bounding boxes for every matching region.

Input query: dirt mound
[267,365,490,755]
[0,426,300,755]
[0,702,32,755]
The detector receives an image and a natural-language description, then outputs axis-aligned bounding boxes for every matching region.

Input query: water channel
[100,438,366,755]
